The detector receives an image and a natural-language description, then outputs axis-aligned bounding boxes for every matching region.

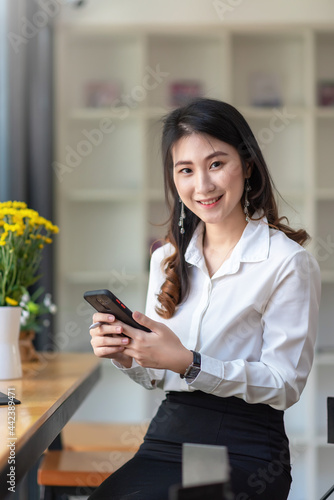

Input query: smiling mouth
[198,195,223,206]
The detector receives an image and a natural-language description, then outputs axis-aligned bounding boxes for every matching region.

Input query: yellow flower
[0,201,13,209]
[5,297,19,306]
[4,223,17,232]
[12,201,27,209]
[1,208,15,216]
[0,200,58,307]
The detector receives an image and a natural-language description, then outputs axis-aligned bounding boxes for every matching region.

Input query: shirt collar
[184,212,270,277]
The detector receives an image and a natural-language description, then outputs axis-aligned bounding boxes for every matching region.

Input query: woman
[89,98,321,500]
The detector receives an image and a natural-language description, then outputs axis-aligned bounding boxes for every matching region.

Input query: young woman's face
[172,133,249,229]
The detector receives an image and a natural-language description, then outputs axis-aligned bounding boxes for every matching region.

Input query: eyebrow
[174,150,228,167]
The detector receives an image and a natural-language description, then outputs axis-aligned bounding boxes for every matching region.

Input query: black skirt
[89,391,292,500]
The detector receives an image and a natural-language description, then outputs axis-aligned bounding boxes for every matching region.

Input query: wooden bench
[62,421,149,451]
[37,422,148,499]
[38,449,135,490]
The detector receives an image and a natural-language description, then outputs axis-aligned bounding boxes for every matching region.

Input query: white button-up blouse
[115,215,321,410]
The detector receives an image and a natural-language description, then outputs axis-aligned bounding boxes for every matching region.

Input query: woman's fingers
[92,312,115,324]
[91,333,129,347]
[89,313,134,367]
[90,328,130,358]
[91,331,130,347]
[90,313,127,336]
[132,311,157,332]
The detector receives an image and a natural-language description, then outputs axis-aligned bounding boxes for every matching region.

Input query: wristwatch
[180,350,201,381]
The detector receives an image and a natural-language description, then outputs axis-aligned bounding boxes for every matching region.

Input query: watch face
[181,351,201,380]
[185,366,201,380]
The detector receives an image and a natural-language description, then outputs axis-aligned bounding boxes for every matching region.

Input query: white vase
[0,306,23,379]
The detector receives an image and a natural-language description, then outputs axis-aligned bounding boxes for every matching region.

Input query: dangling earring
[244,179,251,222]
[178,199,186,234]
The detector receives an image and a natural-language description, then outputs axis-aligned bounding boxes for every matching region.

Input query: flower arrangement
[0,201,59,307]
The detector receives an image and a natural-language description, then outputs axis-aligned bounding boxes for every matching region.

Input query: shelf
[146,34,226,107]
[54,25,334,500]
[69,105,312,123]
[239,106,307,119]
[315,107,334,118]
[69,106,167,121]
[70,107,140,121]
[231,33,307,107]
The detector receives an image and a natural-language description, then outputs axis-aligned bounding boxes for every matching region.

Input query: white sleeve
[111,358,159,390]
[187,250,321,410]
[111,246,168,389]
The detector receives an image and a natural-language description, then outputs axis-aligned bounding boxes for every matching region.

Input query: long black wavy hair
[155,98,309,319]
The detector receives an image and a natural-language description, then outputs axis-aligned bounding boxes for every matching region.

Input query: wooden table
[0,352,101,499]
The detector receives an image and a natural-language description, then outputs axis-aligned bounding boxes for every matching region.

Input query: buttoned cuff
[111,359,163,390]
[112,358,140,370]
[186,353,224,391]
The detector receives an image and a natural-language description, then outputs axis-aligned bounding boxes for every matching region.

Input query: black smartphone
[83,289,151,332]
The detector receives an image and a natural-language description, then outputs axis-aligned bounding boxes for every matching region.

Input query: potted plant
[19,288,57,362]
[0,201,59,379]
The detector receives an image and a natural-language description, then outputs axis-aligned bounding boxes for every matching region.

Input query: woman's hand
[120,311,193,374]
[89,313,133,368]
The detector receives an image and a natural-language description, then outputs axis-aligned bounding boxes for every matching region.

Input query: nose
[195,170,215,195]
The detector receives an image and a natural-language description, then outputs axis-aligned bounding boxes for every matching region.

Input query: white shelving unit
[54,25,334,499]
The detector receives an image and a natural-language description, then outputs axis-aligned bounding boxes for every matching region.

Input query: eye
[179,167,192,174]
[210,161,222,169]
